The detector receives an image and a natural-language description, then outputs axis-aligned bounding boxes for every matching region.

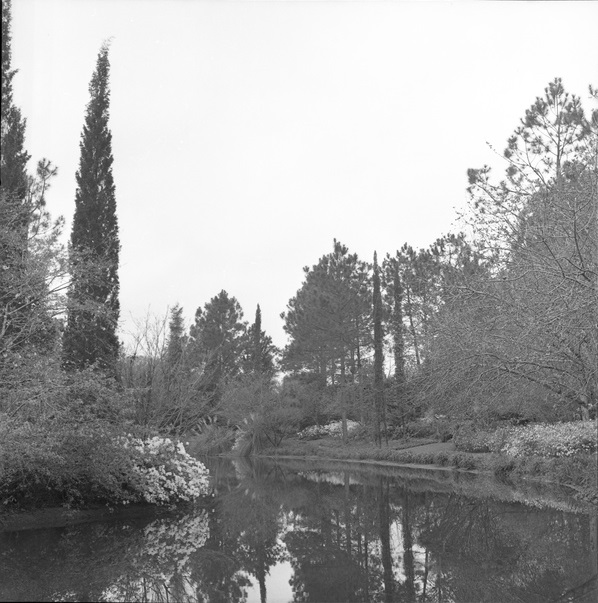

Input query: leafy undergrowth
[183,425,236,456]
[455,421,597,457]
[0,417,211,511]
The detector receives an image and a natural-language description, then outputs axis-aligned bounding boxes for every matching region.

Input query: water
[1,456,596,603]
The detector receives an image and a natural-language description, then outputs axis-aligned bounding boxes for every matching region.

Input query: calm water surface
[1,457,596,603]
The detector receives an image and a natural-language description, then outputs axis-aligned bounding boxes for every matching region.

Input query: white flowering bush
[297,420,361,440]
[119,436,211,504]
[489,421,597,458]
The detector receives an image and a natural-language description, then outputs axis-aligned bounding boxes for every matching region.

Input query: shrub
[404,416,453,441]
[0,419,137,508]
[120,435,211,504]
[0,419,210,509]
[186,425,235,456]
[489,421,597,458]
[404,420,437,439]
[454,428,492,453]
[436,451,450,466]
[297,420,361,440]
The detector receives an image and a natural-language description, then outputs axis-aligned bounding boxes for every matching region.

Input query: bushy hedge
[455,421,597,458]
[0,417,210,509]
[489,421,597,458]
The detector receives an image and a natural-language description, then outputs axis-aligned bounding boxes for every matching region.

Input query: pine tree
[187,290,246,403]
[281,240,371,382]
[62,43,120,372]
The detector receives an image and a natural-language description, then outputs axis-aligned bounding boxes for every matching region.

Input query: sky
[10,0,598,350]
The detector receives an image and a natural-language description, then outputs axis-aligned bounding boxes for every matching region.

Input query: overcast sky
[10,0,598,350]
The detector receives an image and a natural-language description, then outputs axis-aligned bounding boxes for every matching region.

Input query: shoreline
[0,501,189,534]
[4,438,595,532]
[253,436,598,501]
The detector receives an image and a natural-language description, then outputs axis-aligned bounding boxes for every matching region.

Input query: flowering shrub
[0,420,211,509]
[120,436,211,504]
[297,420,361,440]
[489,421,597,458]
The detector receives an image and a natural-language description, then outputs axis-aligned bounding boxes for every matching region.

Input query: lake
[1,456,596,602]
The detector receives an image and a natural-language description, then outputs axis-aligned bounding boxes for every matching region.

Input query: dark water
[1,457,596,603]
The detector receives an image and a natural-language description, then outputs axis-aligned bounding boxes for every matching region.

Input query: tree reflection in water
[0,457,596,602]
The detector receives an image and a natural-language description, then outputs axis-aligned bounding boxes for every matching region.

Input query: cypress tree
[252,304,262,373]
[1,0,29,203]
[1,0,33,357]
[373,251,385,447]
[62,43,120,372]
[390,258,405,385]
[246,303,277,377]
[166,304,186,369]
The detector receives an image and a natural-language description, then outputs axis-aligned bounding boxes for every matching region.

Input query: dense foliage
[0,415,210,508]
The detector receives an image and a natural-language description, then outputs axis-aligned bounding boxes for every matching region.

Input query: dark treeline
[1,0,596,467]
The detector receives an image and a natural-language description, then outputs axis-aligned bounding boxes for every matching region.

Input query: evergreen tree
[243,304,277,378]
[282,240,371,383]
[187,290,246,403]
[62,43,120,372]
[1,0,31,350]
[1,0,29,203]
[166,303,186,370]
[373,251,385,447]
[253,304,262,373]
[0,1,61,362]
[383,255,405,385]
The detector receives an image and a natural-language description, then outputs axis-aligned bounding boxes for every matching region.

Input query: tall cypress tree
[1,0,29,203]
[252,304,262,373]
[373,251,385,447]
[244,303,277,377]
[62,43,120,372]
[1,0,33,358]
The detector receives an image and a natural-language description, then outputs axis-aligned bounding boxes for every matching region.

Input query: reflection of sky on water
[244,551,294,603]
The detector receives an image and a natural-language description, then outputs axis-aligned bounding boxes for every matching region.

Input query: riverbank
[258,435,598,505]
[0,501,189,533]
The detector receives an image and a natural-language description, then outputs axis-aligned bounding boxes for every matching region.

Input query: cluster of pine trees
[278,79,597,434]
